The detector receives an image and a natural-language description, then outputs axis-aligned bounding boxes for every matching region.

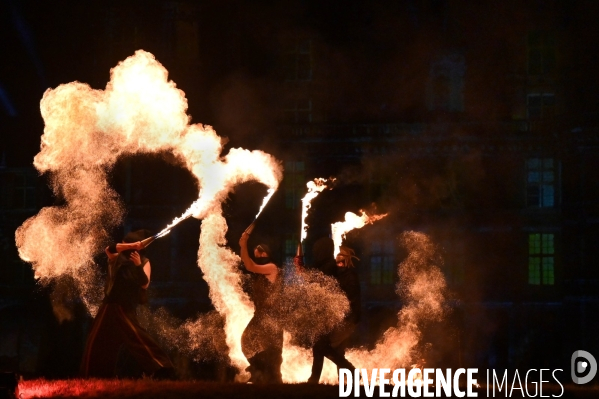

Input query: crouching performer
[308,244,361,384]
[239,231,283,383]
[80,229,174,379]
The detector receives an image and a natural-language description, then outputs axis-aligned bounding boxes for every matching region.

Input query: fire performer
[239,231,284,384]
[307,243,361,384]
[80,229,174,379]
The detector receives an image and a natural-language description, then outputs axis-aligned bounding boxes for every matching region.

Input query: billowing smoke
[15,50,448,382]
[138,307,229,363]
[278,267,350,349]
[275,230,447,383]
[341,231,447,379]
[14,50,282,373]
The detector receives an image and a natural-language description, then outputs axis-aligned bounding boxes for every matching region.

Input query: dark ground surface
[14,379,599,399]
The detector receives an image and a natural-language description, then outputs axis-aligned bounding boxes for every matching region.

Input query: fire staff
[239,231,284,384]
[308,242,361,384]
[80,229,174,379]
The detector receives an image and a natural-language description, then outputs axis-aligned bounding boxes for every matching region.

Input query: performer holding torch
[239,225,284,384]
[81,229,174,379]
[307,243,361,384]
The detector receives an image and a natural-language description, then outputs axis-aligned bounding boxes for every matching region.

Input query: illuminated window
[528,32,556,75]
[526,158,556,208]
[283,38,312,81]
[528,233,554,285]
[370,240,395,285]
[284,161,305,209]
[527,93,555,120]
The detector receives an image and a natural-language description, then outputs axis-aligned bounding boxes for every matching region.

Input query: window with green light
[370,240,395,285]
[528,233,554,285]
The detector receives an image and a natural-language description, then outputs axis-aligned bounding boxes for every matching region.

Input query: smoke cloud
[15,50,282,373]
[15,50,448,382]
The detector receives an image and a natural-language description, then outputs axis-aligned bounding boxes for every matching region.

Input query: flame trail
[300,178,333,242]
[14,50,282,373]
[331,210,388,257]
[154,199,202,239]
[254,188,276,220]
[14,50,447,382]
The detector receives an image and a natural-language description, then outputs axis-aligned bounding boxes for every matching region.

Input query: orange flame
[254,188,276,219]
[331,210,388,257]
[154,200,201,239]
[300,178,333,242]
[15,50,447,384]
[15,51,282,375]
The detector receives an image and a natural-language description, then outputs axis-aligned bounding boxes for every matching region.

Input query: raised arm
[105,241,144,260]
[129,251,151,289]
[239,232,278,276]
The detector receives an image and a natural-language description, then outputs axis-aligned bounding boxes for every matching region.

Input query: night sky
[4,1,596,167]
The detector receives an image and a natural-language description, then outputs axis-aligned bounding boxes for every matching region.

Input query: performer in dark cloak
[80,229,174,379]
[239,231,284,384]
[307,243,361,384]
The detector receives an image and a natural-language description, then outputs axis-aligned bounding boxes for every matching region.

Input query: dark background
[0,0,597,384]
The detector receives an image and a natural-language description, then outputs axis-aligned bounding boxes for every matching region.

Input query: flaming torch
[331,210,388,257]
[300,178,333,242]
[138,199,203,248]
[244,188,276,234]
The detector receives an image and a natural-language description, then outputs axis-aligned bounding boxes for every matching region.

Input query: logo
[571,350,597,384]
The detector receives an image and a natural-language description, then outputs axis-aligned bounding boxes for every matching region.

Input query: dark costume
[80,233,173,378]
[308,239,361,383]
[241,257,284,384]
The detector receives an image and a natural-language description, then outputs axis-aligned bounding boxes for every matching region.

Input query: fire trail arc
[14,50,449,384]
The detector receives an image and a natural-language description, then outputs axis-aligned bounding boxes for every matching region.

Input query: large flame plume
[331,210,388,257]
[14,50,282,372]
[15,50,447,383]
[300,178,333,242]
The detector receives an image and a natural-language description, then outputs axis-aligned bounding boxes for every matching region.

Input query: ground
[14,379,599,399]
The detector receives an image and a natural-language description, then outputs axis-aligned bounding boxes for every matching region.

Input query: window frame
[528,233,555,286]
[525,157,558,209]
[369,239,396,285]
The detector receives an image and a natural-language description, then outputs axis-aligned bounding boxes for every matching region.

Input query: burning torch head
[335,245,359,268]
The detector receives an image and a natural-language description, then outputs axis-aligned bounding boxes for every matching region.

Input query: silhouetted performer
[239,231,283,383]
[81,229,174,379]
[308,243,361,384]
